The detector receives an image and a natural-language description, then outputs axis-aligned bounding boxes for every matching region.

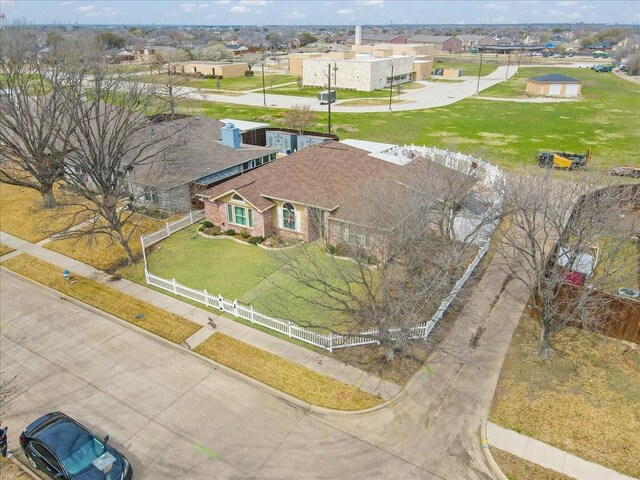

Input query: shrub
[326,244,337,255]
[202,220,214,228]
[367,255,378,265]
[197,225,204,232]
[225,229,236,236]
[245,70,254,77]
[240,228,250,239]
[248,236,264,245]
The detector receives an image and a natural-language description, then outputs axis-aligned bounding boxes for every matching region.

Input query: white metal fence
[140,148,504,352]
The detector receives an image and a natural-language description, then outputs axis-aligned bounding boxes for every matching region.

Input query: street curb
[0,266,402,416]
[480,419,509,480]
[9,456,41,479]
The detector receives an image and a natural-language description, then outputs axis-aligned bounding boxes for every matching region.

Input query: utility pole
[388,64,394,112]
[327,63,332,134]
[261,63,266,107]
[505,51,511,80]
[476,49,483,95]
[333,62,338,85]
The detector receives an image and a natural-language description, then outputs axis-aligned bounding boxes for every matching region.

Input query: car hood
[73,447,127,480]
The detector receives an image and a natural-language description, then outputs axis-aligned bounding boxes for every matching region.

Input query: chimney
[221,122,241,149]
[355,25,362,46]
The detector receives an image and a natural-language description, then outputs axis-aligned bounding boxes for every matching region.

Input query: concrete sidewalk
[0,231,401,400]
[487,421,635,480]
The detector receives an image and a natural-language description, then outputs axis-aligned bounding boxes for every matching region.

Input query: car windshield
[60,437,106,475]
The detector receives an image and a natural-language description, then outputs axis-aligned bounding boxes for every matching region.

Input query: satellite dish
[401,149,409,156]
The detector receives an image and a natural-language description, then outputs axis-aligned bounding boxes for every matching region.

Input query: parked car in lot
[593,64,613,72]
[20,412,132,480]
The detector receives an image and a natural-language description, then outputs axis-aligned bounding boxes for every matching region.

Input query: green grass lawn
[138,73,299,91]
[268,82,424,99]
[119,225,358,329]
[180,66,640,170]
[432,59,499,77]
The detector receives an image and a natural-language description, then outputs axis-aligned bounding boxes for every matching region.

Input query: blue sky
[2,0,639,25]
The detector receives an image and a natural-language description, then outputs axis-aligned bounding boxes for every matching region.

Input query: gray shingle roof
[528,74,582,84]
[127,117,277,189]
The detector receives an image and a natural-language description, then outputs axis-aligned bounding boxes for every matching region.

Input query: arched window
[283,203,296,230]
[232,194,244,202]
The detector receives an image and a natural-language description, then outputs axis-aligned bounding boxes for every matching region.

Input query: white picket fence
[140,209,205,249]
[140,148,503,352]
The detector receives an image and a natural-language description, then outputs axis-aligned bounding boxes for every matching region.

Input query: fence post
[233,300,237,316]
[204,289,209,307]
[250,305,255,323]
[287,321,292,338]
[189,210,194,224]
[172,278,177,295]
[165,221,170,237]
[328,332,333,353]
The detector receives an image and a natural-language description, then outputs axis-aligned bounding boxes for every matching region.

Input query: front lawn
[0,183,90,243]
[490,313,640,477]
[179,65,640,170]
[490,448,572,480]
[118,225,358,329]
[44,214,166,271]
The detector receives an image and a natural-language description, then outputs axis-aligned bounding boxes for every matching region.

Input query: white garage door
[565,84,579,96]
[548,84,562,95]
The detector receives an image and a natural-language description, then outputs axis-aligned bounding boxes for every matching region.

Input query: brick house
[197,141,477,251]
[408,35,463,54]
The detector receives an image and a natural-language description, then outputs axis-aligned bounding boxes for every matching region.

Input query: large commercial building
[288,39,433,92]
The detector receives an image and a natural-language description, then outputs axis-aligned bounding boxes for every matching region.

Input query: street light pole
[388,64,394,112]
[505,52,511,80]
[476,49,483,95]
[261,63,266,107]
[327,63,332,134]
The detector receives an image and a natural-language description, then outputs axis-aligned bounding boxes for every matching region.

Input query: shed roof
[528,74,582,84]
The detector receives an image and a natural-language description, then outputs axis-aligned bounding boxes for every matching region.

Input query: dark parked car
[20,412,132,480]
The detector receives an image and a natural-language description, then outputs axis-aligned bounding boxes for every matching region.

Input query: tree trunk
[538,326,550,359]
[40,185,58,209]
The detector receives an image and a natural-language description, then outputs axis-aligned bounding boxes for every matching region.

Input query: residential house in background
[456,34,493,50]
[408,35,463,53]
[124,118,277,212]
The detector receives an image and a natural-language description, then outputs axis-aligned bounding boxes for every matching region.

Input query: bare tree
[150,49,193,117]
[265,161,492,360]
[237,52,264,71]
[498,172,640,358]
[282,104,318,134]
[0,27,75,208]
[58,56,185,265]
[198,43,233,62]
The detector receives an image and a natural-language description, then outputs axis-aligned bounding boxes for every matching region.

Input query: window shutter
[248,209,253,228]
[227,204,233,223]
